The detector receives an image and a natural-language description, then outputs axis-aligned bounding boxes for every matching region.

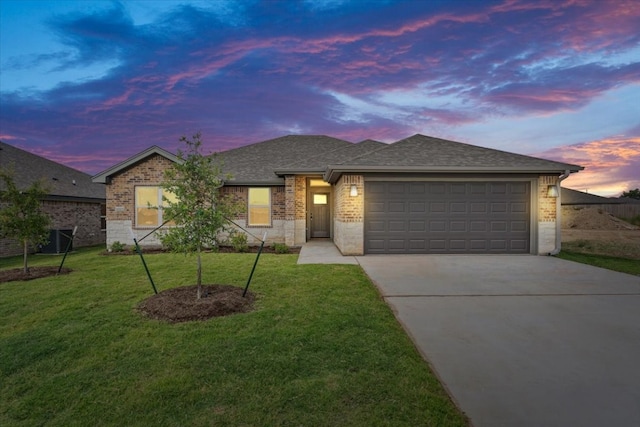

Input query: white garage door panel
[364,181,531,254]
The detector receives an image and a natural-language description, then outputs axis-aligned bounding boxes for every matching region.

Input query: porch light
[547,185,559,198]
[350,185,358,197]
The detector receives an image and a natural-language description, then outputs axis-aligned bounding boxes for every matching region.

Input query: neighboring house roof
[92,145,181,184]
[324,134,583,182]
[0,141,105,201]
[220,135,353,184]
[562,187,640,205]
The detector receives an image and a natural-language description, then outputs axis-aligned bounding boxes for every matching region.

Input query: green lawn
[557,250,640,276]
[0,247,467,426]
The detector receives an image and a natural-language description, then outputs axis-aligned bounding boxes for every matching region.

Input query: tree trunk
[23,239,29,274]
[196,246,202,299]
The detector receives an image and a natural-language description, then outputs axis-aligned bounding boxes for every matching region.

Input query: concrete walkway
[297,239,358,264]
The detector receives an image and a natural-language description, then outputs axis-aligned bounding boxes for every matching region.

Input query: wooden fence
[564,203,640,219]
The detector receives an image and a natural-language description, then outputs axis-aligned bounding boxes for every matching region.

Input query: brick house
[0,141,106,257]
[92,134,582,255]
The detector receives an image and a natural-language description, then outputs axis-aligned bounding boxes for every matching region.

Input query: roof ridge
[336,133,582,170]
[279,143,356,169]
[331,139,393,165]
[406,134,582,168]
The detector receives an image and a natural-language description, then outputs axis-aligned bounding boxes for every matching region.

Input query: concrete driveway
[356,255,640,427]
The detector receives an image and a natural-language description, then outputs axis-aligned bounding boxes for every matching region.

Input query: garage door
[364,181,530,254]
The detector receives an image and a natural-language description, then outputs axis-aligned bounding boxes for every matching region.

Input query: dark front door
[310,191,330,238]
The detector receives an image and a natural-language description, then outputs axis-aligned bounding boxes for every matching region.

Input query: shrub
[229,231,249,253]
[273,242,290,254]
[110,241,126,252]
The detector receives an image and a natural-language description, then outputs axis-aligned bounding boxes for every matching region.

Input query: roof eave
[324,165,584,183]
[223,179,285,186]
[43,195,106,203]
[273,168,326,176]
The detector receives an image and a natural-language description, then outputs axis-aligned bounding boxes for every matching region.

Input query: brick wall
[220,186,247,220]
[538,175,558,222]
[104,154,292,248]
[105,154,174,249]
[537,175,559,254]
[273,187,286,220]
[284,175,307,246]
[220,186,286,222]
[334,175,364,255]
[106,154,174,222]
[41,200,105,247]
[295,176,306,220]
[334,175,363,222]
[1,199,105,257]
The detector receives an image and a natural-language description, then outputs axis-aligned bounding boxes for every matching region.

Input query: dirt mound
[562,206,638,230]
[137,284,255,323]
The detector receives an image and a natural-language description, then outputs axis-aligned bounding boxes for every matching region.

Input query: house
[0,141,106,256]
[92,134,583,255]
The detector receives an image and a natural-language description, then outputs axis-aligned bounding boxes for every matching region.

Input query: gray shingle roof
[1,141,105,201]
[276,139,387,171]
[220,135,352,184]
[90,133,585,187]
[324,134,582,181]
[342,134,581,168]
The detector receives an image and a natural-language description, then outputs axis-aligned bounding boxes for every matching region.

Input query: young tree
[621,188,640,200]
[0,169,51,274]
[160,133,239,299]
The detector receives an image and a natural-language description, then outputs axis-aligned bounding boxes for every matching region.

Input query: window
[309,179,330,187]
[313,194,328,204]
[248,187,271,226]
[135,186,176,227]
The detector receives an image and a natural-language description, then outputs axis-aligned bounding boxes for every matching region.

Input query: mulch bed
[0,266,71,283]
[137,284,256,323]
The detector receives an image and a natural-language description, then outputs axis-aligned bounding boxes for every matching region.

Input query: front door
[310,190,330,238]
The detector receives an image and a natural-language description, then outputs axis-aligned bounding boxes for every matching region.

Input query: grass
[0,247,467,426]
[561,239,640,261]
[558,250,640,276]
[620,214,640,227]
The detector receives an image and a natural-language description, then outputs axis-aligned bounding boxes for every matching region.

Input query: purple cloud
[0,0,638,181]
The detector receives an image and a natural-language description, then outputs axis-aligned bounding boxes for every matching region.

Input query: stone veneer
[333,175,364,255]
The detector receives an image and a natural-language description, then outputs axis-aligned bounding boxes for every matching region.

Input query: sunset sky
[1,0,639,197]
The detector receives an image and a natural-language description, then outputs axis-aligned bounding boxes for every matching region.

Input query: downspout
[549,170,571,256]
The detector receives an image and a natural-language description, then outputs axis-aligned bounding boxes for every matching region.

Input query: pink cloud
[0,134,25,141]
[536,135,640,196]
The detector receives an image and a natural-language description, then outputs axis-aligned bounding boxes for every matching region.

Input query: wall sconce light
[350,185,358,197]
[547,185,559,198]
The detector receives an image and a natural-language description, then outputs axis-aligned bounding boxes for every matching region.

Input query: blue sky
[1,0,639,196]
